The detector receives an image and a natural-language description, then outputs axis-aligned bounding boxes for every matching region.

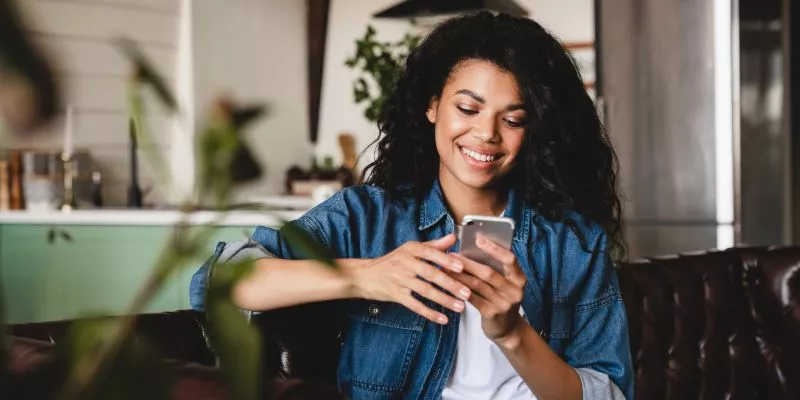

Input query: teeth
[461,147,497,162]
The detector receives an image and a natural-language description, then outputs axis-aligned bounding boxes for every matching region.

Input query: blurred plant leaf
[205,259,261,400]
[198,118,238,206]
[115,37,177,112]
[127,76,171,185]
[0,0,60,132]
[230,103,267,130]
[197,99,267,206]
[279,222,336,267]
[59,318,173,400]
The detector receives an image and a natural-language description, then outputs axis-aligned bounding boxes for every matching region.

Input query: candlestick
[60,152,76,212]
[63,105,74,156]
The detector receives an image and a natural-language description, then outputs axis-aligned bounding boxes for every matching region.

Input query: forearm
[232,258,368,311]
[496,322,582,400]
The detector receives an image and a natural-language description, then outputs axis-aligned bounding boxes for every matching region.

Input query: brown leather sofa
[5,246,800,399]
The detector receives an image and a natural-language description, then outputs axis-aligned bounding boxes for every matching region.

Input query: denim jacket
[190,181,634,399]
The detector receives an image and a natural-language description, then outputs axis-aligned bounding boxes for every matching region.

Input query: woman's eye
[457,105,478,115]
[504,118,525,128]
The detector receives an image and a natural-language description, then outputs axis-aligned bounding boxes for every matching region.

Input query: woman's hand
[449,235,528,343]
[347,234,472,325]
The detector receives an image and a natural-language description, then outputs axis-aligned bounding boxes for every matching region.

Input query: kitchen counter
[0,209,307,226]
[1,208,309,323]
[0,197,316,323]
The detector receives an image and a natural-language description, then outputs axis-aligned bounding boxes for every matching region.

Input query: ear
[426,97,439,123]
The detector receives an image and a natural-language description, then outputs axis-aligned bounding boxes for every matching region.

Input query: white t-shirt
[441,302,535,399]
[444,213,536,399]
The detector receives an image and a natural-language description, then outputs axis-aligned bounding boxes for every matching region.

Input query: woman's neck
[439,169,508,225]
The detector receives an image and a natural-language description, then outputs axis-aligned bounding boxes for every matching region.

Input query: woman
[192,11,632,400]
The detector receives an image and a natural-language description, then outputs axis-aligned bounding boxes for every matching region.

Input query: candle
[64,105,74,155]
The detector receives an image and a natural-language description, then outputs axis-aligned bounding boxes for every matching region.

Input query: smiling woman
[192,11,632,400]
[426,60,526,198]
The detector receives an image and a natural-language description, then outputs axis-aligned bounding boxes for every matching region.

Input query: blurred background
[0,0,794,321]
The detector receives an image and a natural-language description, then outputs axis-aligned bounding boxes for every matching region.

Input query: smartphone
[458,215,515,274]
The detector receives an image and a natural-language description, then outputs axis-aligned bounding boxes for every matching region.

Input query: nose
[471,116,500,143]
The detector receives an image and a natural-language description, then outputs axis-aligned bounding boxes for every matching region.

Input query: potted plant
[344,25,422,123]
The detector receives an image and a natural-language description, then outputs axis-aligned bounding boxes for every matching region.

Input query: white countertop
[0,209,307,226]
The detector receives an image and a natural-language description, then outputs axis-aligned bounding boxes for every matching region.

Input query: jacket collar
[418,179,530,243]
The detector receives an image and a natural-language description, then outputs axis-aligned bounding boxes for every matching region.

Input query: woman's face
[428,59,526,191]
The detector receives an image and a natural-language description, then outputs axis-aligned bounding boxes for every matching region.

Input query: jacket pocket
[338,300,424,394]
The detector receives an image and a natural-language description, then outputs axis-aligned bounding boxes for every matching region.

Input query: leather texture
[618,246,800,400]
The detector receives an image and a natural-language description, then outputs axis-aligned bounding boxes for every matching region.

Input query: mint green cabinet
[0,224,255,323]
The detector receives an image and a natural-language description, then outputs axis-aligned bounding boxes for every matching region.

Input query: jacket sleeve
[563,231,634,399]
[188,215,326,312]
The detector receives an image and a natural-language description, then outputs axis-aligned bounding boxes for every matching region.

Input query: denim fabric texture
[189,181,634,399]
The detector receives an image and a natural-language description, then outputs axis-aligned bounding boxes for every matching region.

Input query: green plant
[344,25,422,122]
[0,4,335,399]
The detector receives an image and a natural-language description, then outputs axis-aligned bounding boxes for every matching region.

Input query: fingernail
[476,237,487,246]
[438,315,448,324]
[452,260,464,272]
[459,287,471,299]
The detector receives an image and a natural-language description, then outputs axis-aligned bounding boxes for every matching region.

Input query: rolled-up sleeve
[576,367,627,399]
[188,214,326,312]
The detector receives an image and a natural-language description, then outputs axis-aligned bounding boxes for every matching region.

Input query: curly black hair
[361,12,624,259]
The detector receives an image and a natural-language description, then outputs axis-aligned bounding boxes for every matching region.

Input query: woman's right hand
[346,234,472,325]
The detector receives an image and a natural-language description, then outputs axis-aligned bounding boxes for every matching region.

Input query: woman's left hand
[449,235,528,344]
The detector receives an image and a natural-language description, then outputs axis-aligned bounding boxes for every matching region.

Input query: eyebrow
[454,89,525,111]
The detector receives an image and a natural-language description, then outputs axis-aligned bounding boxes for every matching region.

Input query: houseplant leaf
[0,0,60,132]
[205,259,261,400]
[58,318,173,400]
[115,37,177,112]
[279,222,336,267]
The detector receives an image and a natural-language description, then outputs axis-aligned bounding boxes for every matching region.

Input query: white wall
[315,0,411,172]
[315,0,595,170]
[7,0,594,205]
[8,0,311,205]
[190,0,311,202]
[8,0,180,206]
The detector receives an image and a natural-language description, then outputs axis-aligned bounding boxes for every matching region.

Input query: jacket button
[368,304,380,315]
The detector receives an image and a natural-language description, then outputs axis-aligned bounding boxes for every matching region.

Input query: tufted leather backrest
[617,246,800,400]
[254,246,800,399]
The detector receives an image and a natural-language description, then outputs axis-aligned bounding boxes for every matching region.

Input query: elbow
[231,278,261,311]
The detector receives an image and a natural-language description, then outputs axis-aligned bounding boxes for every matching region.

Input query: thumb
[424,233,457,250]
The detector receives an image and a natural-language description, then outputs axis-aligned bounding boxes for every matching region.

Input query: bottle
[91,169,103,208]
[0,161,10,211]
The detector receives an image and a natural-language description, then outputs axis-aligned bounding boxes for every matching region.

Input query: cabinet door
[59,225,179,319]
[1,224,263,323]
[0,225,68,323]
[1,224,186,323]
